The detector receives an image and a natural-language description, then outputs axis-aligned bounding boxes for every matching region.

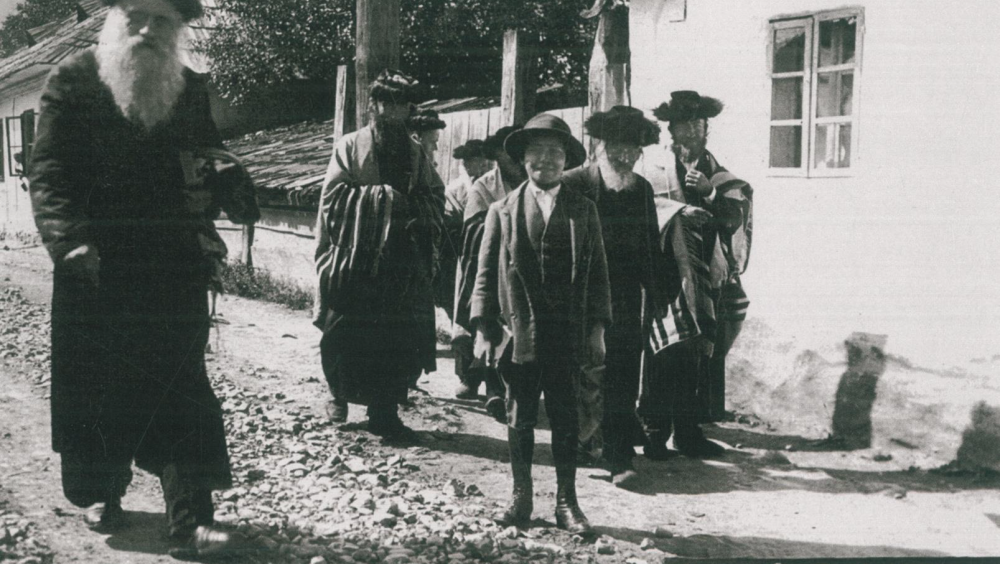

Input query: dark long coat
[29,50,232,491]
[469,183,612,366]
[314,125,445,405]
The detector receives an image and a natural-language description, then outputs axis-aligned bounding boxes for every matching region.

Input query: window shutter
[20,109,35,176]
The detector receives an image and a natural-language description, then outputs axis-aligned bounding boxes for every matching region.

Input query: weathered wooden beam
[588,3,630,114]
[334,64,356,139]
[241,224,255,268]
[355,0,400,127]
[501,29,536,127]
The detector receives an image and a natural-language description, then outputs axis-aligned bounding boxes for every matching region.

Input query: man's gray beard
[600,157,636,190]
[96,14,185,130]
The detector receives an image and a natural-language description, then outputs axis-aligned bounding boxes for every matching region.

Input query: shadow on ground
[597,525,951,560]
[103,511,172,556]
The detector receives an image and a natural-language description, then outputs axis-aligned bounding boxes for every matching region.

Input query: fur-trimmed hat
[483,125,522,158]
[407,108,446,134]
[584,105,660,147]
[101,0,203,21]
[370,69,419,105]
[504,113,587,170]
[453,139,488,161]
[653,91,724,123]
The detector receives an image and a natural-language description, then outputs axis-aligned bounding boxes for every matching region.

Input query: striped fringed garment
[648,215,718,354]
[316,182,395,310]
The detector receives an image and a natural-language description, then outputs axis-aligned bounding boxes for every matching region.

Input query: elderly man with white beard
[29,0,248,558]
[562,106,680,485]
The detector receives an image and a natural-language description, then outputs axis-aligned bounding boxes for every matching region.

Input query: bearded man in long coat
[315,70,445,439]
[639,91,753,458]
[563,106,680,484]
[29,0,246,556]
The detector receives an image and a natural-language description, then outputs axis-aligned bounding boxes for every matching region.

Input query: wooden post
[241,224,255,268]
[501,29,536,127]
[587,3,630,113]
[334,64,356,139]
[355,0,400,128]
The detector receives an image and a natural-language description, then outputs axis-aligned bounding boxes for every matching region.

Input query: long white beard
[95,10,186,130]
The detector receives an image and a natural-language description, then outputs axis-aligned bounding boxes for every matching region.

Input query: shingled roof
[226,119,336,209]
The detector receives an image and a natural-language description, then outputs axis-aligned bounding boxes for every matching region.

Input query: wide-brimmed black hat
[407,108,446,133]
[102,0,203,21]
[483,125,522,157]
[653,91,724,123]
[453,139,487,160]
[370,69,419,105]
[504,113,587,169]
[585,105,660,147]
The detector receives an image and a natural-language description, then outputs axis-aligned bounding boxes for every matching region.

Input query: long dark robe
[564,164,680,459]
[29,50,232,499]
[315,123,444,406]
[641,151,751,424]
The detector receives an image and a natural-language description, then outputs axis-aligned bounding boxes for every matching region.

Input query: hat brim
[504,129,587,170]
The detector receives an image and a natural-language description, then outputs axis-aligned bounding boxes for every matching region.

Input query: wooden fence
[435,105,591,186]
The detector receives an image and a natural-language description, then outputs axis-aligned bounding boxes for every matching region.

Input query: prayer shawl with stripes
[316,183,395,312]
[646,150,753,351]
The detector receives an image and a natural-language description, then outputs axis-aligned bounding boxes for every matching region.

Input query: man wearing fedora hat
[29,0,251,556]
[470,113,611,534]
[639,91,754,458]
[563,106,681,485]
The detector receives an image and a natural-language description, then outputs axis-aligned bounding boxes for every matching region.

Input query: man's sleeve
[469,204,502,327]
[29,65,91,264]
[586,201,613,326]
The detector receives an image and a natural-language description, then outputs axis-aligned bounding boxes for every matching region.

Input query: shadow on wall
[827,332,888,450]
[725,317,1000,467]
[955,402,1000,473]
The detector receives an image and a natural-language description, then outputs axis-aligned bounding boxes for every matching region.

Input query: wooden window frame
[5,117,22,178]
[767,7,864,178]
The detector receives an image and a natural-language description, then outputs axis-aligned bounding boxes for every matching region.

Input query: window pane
[770,126,802,168]
[818,17,857,67]
[773,27,806,73]
[814,123,852,169]
[771,77,803,120]
[816,71,853,117]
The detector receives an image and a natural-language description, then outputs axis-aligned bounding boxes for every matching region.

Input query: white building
[630,0,1000,365]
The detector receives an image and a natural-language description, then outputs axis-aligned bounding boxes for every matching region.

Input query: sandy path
[3,245,1000,562]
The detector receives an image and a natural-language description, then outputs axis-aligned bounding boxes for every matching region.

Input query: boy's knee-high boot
[552,430,593,535]
[497,427,534,527]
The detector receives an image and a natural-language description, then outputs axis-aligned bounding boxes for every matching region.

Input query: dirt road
[3,244,1000,563]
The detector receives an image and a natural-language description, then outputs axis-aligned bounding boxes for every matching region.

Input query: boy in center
[470,113,611,534]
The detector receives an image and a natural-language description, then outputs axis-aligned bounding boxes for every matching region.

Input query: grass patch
[220,261,313,311]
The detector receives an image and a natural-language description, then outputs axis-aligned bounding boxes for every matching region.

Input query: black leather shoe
[676,436,726,458]
[674,421,726,458]
[496,487,533,528]
[554,500,593,536]
[168,525,254,560]
[610,459,640,489]
[485,396,507,423]
[325,400,348,423]
[643,441,677,461]
[84,498,125,531]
